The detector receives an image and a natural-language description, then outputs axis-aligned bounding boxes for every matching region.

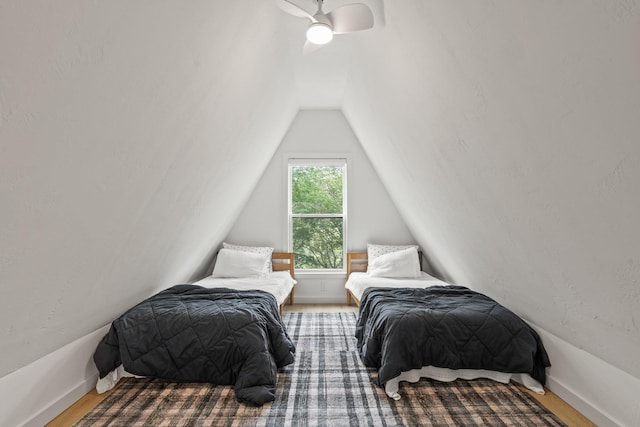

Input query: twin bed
[93,245,296,406]
[345,244,550,400]
[93,242,550,407]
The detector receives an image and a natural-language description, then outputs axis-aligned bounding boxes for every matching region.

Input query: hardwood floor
[283,303,359,313]
[524,388,596,427]
[46,388,114,427]
[46,304,595,427]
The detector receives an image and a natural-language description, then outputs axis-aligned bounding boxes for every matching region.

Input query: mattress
[345,271,445,302]
[193,271,296,305]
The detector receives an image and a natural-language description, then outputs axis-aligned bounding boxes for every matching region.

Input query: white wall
[0,0,298,380]
[226,110,416,303]
[342,1,640,424]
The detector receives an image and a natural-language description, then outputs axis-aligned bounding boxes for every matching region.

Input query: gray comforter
[356,286,550,388]
[93,285,295,406]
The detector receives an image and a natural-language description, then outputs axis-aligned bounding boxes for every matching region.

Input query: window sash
[288,158,346,168]
[288,158,347,271]
[290,213,343,218]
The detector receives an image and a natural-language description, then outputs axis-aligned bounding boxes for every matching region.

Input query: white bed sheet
[345,271,446,302]
[193,270,296,306]
[384,367,544,400]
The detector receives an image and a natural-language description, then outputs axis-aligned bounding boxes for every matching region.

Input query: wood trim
[346,252,368,278]
[346,289,360,307]
[272,252,295,314]
[272,252,295,279]
[346,253,367,306]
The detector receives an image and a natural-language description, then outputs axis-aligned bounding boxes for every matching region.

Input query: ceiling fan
[276,0,374,54]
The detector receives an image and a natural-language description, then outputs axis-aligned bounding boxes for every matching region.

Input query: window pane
[291,166,343,214]
[293,217,343,269]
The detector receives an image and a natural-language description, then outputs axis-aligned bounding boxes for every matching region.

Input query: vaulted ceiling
[1,0,639,398]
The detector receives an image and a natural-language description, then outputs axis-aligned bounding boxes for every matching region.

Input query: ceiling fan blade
[326,3,373,34]
[276,0,316,22]
[303,39,325,55]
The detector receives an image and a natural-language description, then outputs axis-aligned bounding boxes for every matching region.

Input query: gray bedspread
[355,286,550,388]
[93,285,295,406]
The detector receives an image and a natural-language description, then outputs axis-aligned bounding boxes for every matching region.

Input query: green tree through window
[289,160,346,270]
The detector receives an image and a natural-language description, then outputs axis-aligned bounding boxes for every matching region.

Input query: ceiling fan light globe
[306,22,333,45]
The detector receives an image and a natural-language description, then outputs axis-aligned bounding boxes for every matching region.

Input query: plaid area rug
[75,312,565,426]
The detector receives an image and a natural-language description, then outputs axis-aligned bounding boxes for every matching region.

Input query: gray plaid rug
[75,312,565,426]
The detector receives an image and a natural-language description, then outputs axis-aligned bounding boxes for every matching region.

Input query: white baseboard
[293,295,348,304]
[0,324,110,427]
[531,323,640,427]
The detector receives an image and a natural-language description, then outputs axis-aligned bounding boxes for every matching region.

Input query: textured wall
[0,1,298,378]
[343,1,640,379]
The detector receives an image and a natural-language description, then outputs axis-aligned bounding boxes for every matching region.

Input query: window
[288,158,347,271]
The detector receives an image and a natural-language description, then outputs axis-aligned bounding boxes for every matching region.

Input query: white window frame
[287,157,348,273]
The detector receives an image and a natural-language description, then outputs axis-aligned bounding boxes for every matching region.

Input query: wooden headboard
[272,252,295,279]
[347,251,423,277]
[346,253,368,277]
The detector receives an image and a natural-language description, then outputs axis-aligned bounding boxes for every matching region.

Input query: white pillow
[222,242,274,256]
[367,246,421,278]
[367,243,419,262]
[212,249,271,278]
[222,242,274,271]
